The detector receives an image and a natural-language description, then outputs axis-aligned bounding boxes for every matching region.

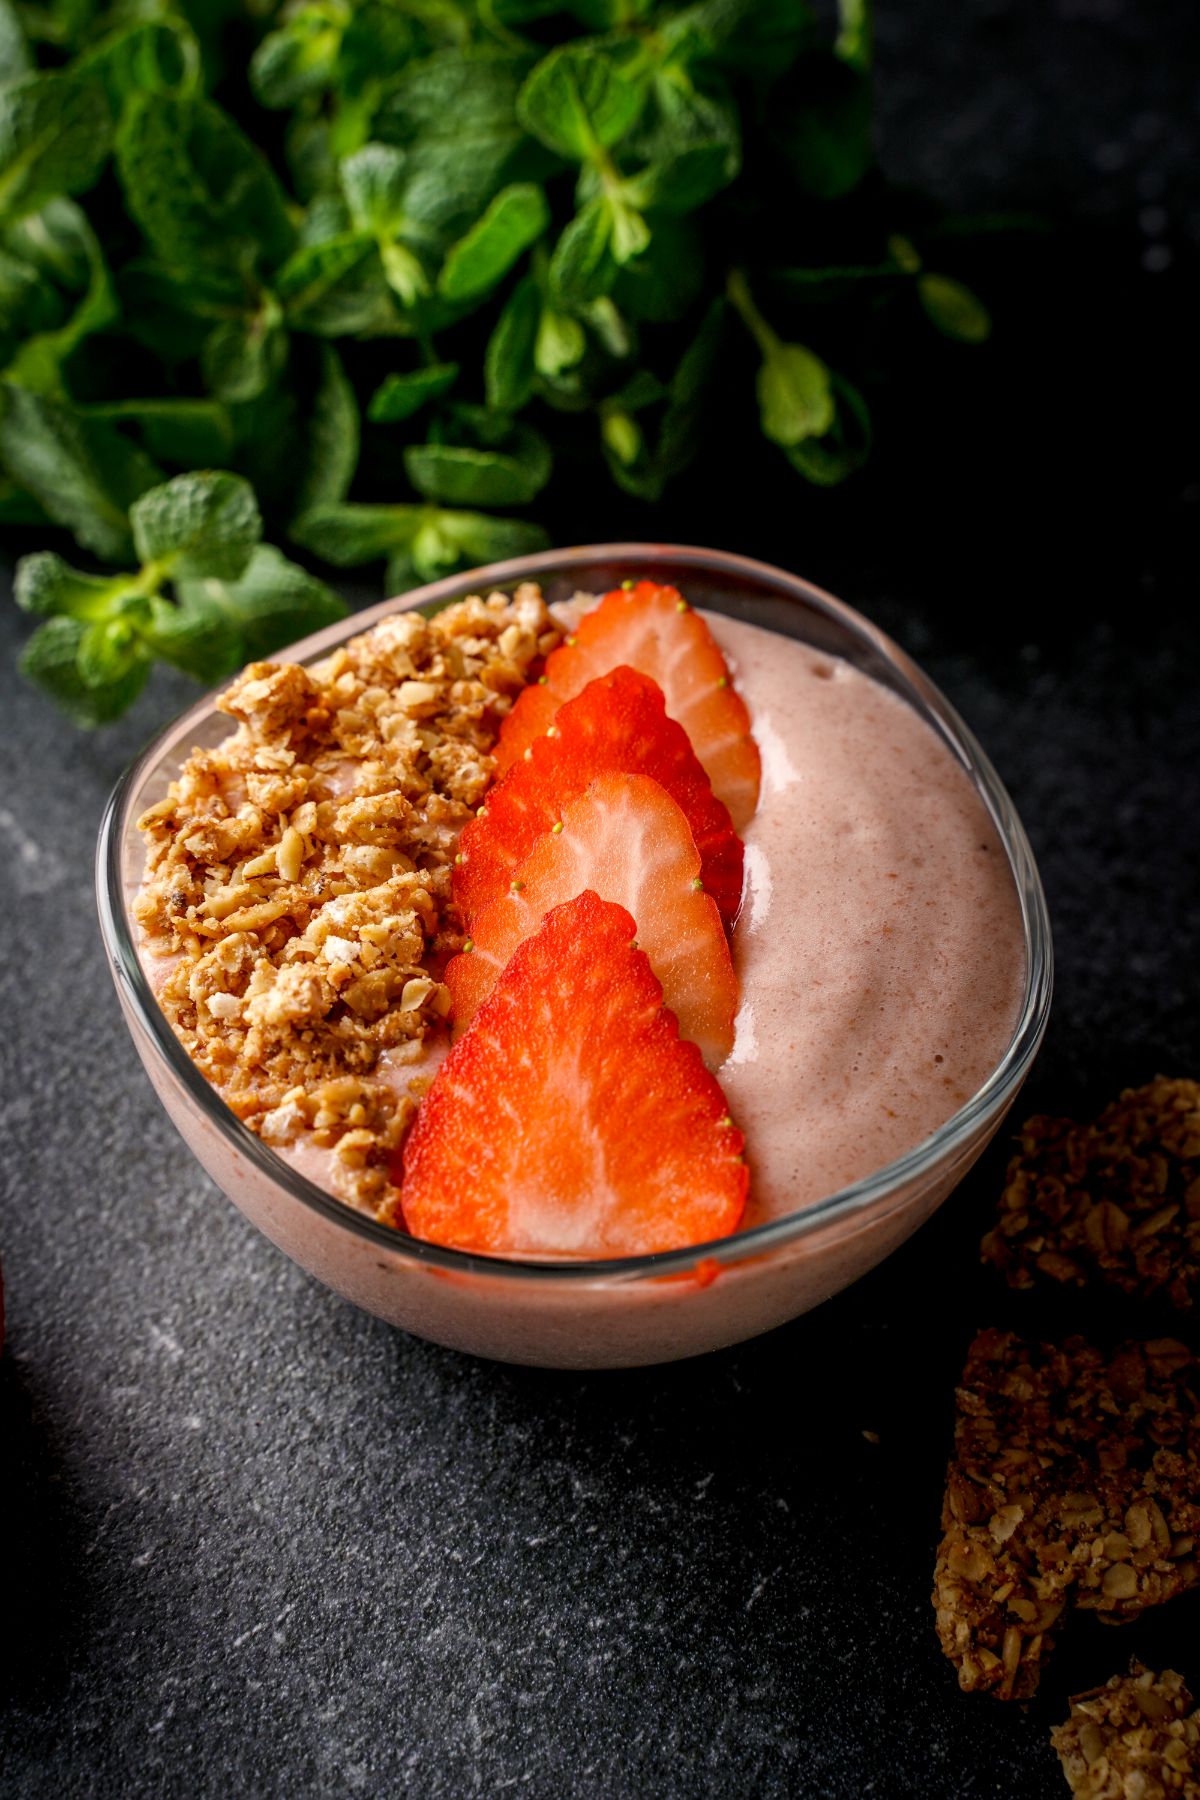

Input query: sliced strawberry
[447,772,738,1070]
[400,890,747,1257]
[497,581,761,831]
[453,666,744,925]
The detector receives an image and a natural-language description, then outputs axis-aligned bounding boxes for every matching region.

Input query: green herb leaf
[2,198,114,394]
[131,470,261,582]
[250,10,344,111]
[276,234,399,336]
[20,614,148,726]
[785,373,872,485]
[484,277,540,412]
[294,345,360,514]
[389,508,549,588]
[623,143,733,215]
[116,93,295,280]
[405,412,551,507]
[917,272,992,344]
[291,500,423,566]
[14,549,126,620]
[0,382,158,560]
[0,72,113,222]
[200,311,288,404]
[757,342,835,447]
[548,198,616,304]
[176,544,346,662]
[77,613,144,687]
[80,399,235,468]
[438,183,549,304]
[517,38,649,160]
[142,587,241,682]
[75,18,201,113]
[341,142,410,237]
[368,362,459,423]
[0,0,32,81]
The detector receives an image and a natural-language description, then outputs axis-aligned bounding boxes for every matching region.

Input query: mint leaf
[80,400,234,468]
[0,0,32,81]
[14,550,127,620]
[276,234,398,336]
[2,199,114,394]
[291,501,423,566]
[200,311,288,403]
[77,614,144,688]
[517,39,649,160]
[438,183,549,304]
[918,273,992,344]
[405,414,551,507]
[20,615,148,727]
[389,509,549,589]
[143,587,241,682]
[368,363,459,423]
[785,374,872,486]
[548,199,616,304]
[116,94,295,280]
[294,345,360,515]
[623,143,733,215]
[0,72,113,222]
[485,278,539,413]
[75,18,201,112]
[341,143,410,237]
[534,305,586,379]
[178,544,346,661]
[0,383,159,561]
[251,11,343,110]
[131,470,261,582]
[757,342,835,446]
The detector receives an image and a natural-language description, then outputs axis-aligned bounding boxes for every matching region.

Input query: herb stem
[835,0,872,71]
[725,270,777,359]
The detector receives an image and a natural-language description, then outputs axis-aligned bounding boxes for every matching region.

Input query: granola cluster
[933,1329,1200,1701]
[1052,1665,1200,1799]
[983,1078,1200,1312]
[135,584,561,1213]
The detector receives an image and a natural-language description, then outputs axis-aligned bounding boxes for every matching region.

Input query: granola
[933,1330,1200,1700]
[135,584,561,1213]
[1052,1665,1200,1798]
[982,1078,1200,1312]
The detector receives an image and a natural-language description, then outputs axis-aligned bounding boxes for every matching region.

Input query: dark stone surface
[2,5,1198,1795]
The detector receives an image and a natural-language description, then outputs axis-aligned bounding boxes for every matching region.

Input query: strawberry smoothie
[134,600,1024,1241]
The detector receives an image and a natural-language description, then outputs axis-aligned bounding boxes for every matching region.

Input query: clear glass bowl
[96,544,1052,1368]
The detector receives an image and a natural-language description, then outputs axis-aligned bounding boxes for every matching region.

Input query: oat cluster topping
[134,584,561,1213]
[1052,1665,1199,1799]
[983,1078,1200,1312]
[933,1329,1200,1701]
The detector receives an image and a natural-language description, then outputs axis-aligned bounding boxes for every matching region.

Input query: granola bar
[933,1330,1200,1700]
[134,584,561,1214]
[982,1078,1200,1312]
[1051,1665,1200,1798]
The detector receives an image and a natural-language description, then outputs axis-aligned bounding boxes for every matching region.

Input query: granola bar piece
[933,1330,1200,1701]
[1051,1665,1200,1798]
[982,1078,1200,1312]
[134,584,561,1214]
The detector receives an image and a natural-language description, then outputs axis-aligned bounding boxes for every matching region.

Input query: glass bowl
[96,544,1052,1369]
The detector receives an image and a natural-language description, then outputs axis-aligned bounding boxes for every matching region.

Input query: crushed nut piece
[982,1078,1200,1312]
[933,1330,1200,1701]
[1052,1663,1200,1798]
[135,584,560,1214]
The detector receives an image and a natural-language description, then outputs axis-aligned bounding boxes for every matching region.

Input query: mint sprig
[2,0,1001,725]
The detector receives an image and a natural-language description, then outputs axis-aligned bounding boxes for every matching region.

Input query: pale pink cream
[709,614,1023,1227]
[139,610,1024,1232]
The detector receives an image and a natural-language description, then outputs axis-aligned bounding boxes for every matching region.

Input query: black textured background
[2,4,1199,1794]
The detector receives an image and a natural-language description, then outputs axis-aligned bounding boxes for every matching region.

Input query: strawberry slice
[497,581,761,831]
[447,771,738,1070]
[453,666,744,925]
[399,890,748,1257]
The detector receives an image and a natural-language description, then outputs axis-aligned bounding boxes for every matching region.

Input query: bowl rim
[96,541,1053,1286]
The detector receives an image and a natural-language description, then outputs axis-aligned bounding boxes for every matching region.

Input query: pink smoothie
[137,609,1025,1234]
[708,613,1024,1228]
